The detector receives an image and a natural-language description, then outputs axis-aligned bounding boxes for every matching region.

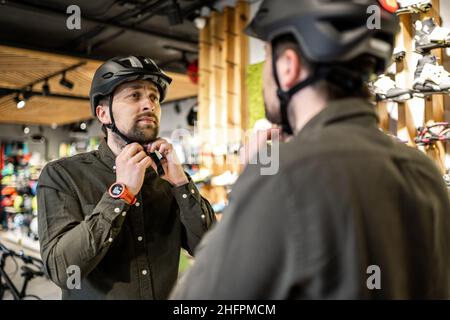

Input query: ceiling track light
[14,95,26,109]
[12,63,84,106]
[42,79,50,96]
[167,0,183,26]
[60,72,74,90]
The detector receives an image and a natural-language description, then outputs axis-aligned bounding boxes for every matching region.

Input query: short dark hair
[272,34,373,100]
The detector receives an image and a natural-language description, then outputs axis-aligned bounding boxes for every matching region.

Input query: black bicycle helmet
[245,0,400,134]
[90,55,172,116]
[89,55,172,144]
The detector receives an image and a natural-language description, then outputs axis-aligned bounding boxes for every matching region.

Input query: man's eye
[130,92,140,99]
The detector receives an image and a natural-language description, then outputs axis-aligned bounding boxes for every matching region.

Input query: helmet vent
[327,18,366,33]
[102,72,114,79]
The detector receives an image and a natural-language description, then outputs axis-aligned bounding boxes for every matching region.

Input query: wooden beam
[421,0,446,173]
[235,1,249,132]
[396,14,419,146]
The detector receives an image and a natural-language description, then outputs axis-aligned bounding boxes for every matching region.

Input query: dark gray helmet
[245,0,400,74]
[89,55,172,116]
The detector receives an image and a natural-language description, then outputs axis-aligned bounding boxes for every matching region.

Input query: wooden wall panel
[197,2,249,175]
[421,0,446,172]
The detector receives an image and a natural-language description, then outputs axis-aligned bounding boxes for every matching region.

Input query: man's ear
[276,48,301,91]
[96,104,111,125]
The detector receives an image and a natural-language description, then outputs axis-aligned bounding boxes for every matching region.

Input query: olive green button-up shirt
[37,140,216,300]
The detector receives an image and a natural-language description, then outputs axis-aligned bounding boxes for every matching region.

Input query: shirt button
[182,194,188,199]
[121,211,127,217]
[114,207,120,213]
[137,236,143,242]
[191,189,195,194]
[142,270,148,276]
[113,165,116,170]
[135,202,140,207]
[201,214,205,219]
[108,237,113,243]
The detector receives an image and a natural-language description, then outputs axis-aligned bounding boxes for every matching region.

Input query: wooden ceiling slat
[0,45,198,125]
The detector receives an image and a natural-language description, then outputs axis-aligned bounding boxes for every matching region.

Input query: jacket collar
[299,98,379,134]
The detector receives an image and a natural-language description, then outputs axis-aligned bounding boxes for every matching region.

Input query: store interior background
[2,0,450,299]
[0,97,197,161]
[0,0,261,299]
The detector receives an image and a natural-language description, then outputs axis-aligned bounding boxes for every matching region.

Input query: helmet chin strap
[105,95,166,176]
[105,95,133,145]
[271,45,326,136]
[271,46,366,135]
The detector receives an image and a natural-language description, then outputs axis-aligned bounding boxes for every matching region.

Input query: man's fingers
[256,129,272,144]
[121,142,143,159]
[158,143,172,156]
[131,150,148,164]
[148,139,167,153]
[138,155,153,168]
[267,127,281,140]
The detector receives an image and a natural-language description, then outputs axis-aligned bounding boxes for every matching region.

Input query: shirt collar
[299,98,379,134]
[97,138,157,179]
[98,139,117,170]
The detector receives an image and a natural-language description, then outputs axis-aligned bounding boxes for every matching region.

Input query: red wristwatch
[108,182,137,205]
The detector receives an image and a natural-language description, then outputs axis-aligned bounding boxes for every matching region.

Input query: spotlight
[42,80,50,96]
[200,6,211,17]
[187,103,198,126]
[23,126,30,134]
[80,122,87,130]
[194,17,206,29]
[14,96,26,109]
[60,72,74,90]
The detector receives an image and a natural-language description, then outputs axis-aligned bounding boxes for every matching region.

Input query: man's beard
[126,122,159,144]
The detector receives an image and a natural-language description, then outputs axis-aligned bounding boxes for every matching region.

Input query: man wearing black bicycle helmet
[171,0,450,299]
[38,56,215,299]
[90,56,172,144]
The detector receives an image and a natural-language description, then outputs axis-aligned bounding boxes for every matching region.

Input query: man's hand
[115,143,153,195]
[146,139,189,187]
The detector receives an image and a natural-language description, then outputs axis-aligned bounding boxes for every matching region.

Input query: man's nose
[141,97,156,111]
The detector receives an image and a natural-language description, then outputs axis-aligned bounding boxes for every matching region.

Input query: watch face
[111,184,124,197]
